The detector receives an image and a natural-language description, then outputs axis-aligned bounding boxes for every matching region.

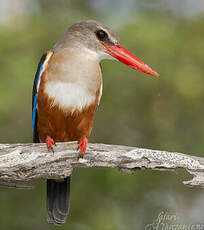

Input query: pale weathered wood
[0,142,204,188]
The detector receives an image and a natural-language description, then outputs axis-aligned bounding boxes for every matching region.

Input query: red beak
[102,42,159,78]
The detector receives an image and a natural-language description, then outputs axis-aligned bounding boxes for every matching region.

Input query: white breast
[43,46,103,112]
[45,81,98,112]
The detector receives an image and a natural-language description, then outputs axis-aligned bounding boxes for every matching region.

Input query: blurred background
[0,0,204,229]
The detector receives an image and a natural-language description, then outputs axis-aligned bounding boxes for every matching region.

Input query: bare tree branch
[0,142,204,188]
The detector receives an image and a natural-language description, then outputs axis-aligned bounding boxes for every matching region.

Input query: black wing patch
[32,53,47,143]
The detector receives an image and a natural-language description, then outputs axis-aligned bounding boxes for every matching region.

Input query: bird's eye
[96,30,107,41]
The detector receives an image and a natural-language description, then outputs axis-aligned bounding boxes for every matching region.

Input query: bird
[32,20,159,226]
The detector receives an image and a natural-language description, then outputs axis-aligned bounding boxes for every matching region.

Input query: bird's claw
[46,136,55,153]
[77,153,84,160]
[77,137,88,159]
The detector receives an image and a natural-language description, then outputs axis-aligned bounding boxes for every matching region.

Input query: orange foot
[78,137,88,158]
[46,136,55,153]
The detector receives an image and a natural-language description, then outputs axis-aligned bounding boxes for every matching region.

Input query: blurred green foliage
[0,1,204,229]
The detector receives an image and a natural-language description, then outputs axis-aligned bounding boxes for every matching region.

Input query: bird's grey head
[53,20,120,60]
[52,20,159,77]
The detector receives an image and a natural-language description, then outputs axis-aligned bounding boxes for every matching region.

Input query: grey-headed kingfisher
[32,20,159,225]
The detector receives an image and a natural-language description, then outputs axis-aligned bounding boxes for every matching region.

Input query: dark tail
[46,177,71,225]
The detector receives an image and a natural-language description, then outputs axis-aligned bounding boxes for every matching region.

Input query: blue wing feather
[32,53,47,142]
[32,96,38,130]
[32,63,44,130]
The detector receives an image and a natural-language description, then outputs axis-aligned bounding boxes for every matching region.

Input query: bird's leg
[77,137,88,158]
[46,136,56,153]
